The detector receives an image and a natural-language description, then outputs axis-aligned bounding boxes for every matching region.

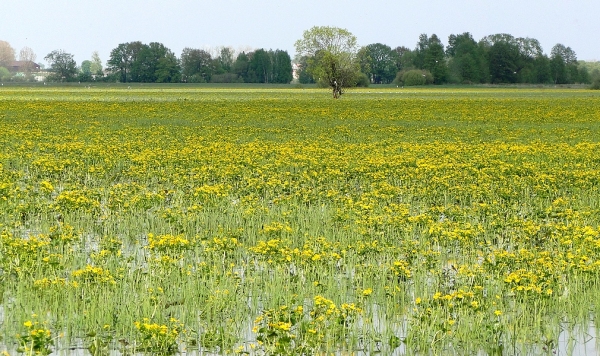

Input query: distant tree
[480,33,517,47]
[413,34,429,69]
[127,42,147,82]
[487,41,520,83]
[295,26,360,98]
[591,74,600,90]
[107,43,133,82]
[233,52,250,82]
[0,66,10,81]
[181,48,213,83]
[135,42,180,83]
[79,60,93,82]
[18,46,37,74]
[90,51,103,76]
[108,42,179,83]
[578,66,591,84]
[358,43,398,84]
[217,47,235,73]
[249,49,272,83]
[422,35,447,84]
[44,50,77,82]
[393,46,415,71]
[515,37,544,59]
[296,55,315,84]
[107,41,146,82]
[412,34,448,83]
[395,69,433,86]
[155,49,181,83]
[447,32,485,83]
[0,40,15,67]
[533,55,553,84]
[272,50,293,84]
[357,47,371,79]
[550,44,578,84]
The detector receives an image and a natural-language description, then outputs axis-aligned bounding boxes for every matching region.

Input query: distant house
[8,61,41,73]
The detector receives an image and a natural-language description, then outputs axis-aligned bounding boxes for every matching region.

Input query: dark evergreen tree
[272,50,293,84]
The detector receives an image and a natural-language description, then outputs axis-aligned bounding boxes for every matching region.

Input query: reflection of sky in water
[557,323,597,356]
[0,314,597,355]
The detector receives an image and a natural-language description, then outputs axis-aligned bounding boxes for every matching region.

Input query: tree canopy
[1,28,594,88]
[44,50,77,82]
[295,26,360,98]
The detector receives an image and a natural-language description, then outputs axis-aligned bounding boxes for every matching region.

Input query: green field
[1,87,600,355]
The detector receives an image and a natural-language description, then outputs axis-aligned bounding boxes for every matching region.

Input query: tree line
[298,32,597,86]
[1,40,294,84]
[1,31,599,87]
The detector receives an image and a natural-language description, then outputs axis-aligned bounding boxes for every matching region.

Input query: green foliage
[90,51,103,77]
[355,72,370,87]
[108,42,180,83]
[394,46,415,72]
[395,69,433,86]
[447,33,486,84]
[233,52,250,82]
[295,26,360,98]
[17,318,54,355]
[78,60,93,82]
[591,77,600,90]
[134,317,183,355]
[272,50,293,84]
[230,49,292,84]
[44,50,78,82]
[181,48,213,83]
[487,41,520,83]
[249,49,272,83]
[217,47,235,73]
[296,56,315,84]
[412,34,448,84]
[0,66,10,81]
[550,43,580,84]
[358,43,399,84]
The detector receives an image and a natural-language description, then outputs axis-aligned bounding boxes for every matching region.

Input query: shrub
[0,67,10,82]
[355,72,370,87]
[395,70,434,86]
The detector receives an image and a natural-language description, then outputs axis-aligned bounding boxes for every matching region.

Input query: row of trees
[46,41,293,84]
[1,40,294,84]
[2,31,599,90]
[297,31,597,88]
[178,46,292,83]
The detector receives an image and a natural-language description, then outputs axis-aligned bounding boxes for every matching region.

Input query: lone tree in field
[45,50,77,82]
[295,26,360,98]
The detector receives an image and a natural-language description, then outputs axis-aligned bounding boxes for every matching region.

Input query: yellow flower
[362,288,373,296]
[494,310,502,316]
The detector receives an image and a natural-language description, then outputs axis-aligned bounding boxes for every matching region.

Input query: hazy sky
[2,0,599,66]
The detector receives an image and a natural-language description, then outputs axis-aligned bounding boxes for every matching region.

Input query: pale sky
[1,0,598,67]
